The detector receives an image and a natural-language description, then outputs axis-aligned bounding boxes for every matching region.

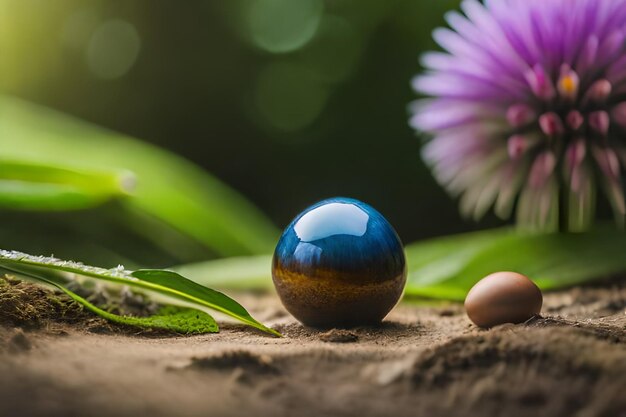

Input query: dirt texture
[0,276,624,417]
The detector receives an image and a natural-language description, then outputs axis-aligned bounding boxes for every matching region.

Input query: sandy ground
[0,277,625,417]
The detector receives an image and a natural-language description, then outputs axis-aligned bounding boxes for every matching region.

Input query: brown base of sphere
[272,270,406,328]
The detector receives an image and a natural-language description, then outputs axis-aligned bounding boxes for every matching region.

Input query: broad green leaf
[405,227,513,287]
[172,227,626,303]
[0,95,278,256]
[0,159,132,210]
[0,207,210,269]
[130,269,280,336]
[1,263,218,333]
[174,255,273,290]
[171,229,516,292]
[0,249,280,336]
[405,226,626,300]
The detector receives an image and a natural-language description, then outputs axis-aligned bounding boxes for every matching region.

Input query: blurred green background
[0,0,512,267]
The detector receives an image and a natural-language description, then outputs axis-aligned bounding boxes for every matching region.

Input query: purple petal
[588,111,610,136]
[529,151,556,188]
[525,64,555,100]
[566,110,584,131]
[582,79,612,103]
[611,102,626,127]
[596,29,626,66]
[606,55,626,84]
[409,99,503,131]
[575,35,599,76]
[592,146,621,180]
[412,73,526,101]
[506,103,536,127]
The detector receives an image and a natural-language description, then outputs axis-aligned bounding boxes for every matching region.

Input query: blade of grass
[0,208,197,269]
[0,249,280,336]
[0,159,133,210]
[0,95,278,256]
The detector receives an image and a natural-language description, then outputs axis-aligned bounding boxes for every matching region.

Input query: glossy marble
[272,197,406,327]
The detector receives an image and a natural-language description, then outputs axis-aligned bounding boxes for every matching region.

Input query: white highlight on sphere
[294,203,369,242]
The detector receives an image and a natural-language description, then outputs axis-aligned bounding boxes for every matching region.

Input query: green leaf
[0,95,278,256]
[172,227,626,303]
[130,269,280,336]
[405,226,626,300]
[0,249,280,336]
[406,228,513,282]
[0,159,133,210]
[2,264,218,333]
[97,305,219,334]
[170,230,517,294]
[174,255,273,290]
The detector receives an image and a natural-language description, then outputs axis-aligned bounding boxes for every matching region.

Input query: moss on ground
[0,276,90,328]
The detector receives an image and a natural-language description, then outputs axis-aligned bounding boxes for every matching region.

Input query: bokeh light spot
[254,62,329,132]
[61,9,99,51]
[86,19,141,80]
[246,0,323,53]
[298,15,363,84]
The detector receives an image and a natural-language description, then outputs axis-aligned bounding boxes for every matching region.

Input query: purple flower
[410,0,626,231]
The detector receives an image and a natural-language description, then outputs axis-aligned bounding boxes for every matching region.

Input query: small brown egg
[464,271,542,328]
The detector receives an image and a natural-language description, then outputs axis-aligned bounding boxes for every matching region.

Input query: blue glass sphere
[272,197,406,327]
